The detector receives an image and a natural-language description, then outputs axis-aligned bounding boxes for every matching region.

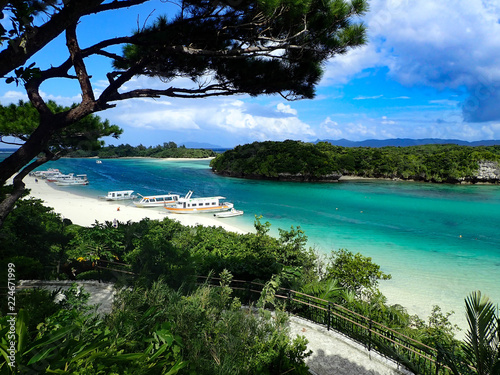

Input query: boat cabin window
[192,203,197,207]
[205,203,210,206]
[157,197,164,202]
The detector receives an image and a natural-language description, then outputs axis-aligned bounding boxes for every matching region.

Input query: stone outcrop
[474,160,500,182]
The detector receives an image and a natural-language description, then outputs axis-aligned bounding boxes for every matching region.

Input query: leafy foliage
[210,140,500,182]
[67,142,216,159]
[114,0,367,100]
[0,285,186,375]
[0,100,122,151]
[119,216,317,288]
[108,277,311,375]
[0,198,72,279]
[325,249,392,296]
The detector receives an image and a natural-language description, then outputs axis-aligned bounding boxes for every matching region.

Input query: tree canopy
[210,140,500,183]
[0,0,368,227]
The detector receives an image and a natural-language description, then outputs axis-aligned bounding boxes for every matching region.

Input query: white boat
[30,168,60,179]
[133,193,180,208]
[214,208,244,218]
[53,174,89,186]
[98,190,136,201]
[164,191,233,214]
[96,160,102,164]
[47,173,74,182]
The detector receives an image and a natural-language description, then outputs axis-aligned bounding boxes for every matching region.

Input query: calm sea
[3,152,500,328]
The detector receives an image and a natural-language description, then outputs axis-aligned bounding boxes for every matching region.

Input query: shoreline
[81,156,215,161]
[23,176,247,234]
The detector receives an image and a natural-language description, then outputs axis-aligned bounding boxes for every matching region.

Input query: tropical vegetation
[210,140,500,183]
[66,142,216,159]
[1,194,499,373]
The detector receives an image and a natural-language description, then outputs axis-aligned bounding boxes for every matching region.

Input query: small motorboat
[214,208,244,218]
[98,190,137,200]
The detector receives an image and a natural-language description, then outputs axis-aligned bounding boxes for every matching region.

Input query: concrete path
[288,316,414,375]
[19,281,414,374]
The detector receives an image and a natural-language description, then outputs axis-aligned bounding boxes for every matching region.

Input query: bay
[6,154,500,331]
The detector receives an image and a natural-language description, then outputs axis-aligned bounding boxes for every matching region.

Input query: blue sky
[2,0,500,148]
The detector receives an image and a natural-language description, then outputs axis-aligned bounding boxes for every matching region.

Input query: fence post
[368,319,372,352]
[246,281,251,303]
[287,290,292,315]
[435,351,441,375]
[327,302,331,331]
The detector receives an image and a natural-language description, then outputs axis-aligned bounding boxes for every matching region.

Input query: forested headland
[67,142,216,159]
[210,140,500,183]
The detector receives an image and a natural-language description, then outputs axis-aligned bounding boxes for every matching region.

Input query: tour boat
[164,191,233,214]
[47,173,75,182]
[213,208,244,218]
[98,190,136,201]
[53,174,89,186]
[30,168,60,179]
[133,193,180,208]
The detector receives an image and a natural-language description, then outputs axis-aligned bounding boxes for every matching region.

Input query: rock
[474,160,500,182]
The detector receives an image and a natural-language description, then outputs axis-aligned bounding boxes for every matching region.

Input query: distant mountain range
[314,138,500,147]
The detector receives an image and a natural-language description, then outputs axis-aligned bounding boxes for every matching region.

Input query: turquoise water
[5,154,500,327]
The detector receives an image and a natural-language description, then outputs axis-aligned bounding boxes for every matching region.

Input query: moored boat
[53,174,89,186]
[98,190,136,200]
[133,193,180,208]
[164,191,233,214]
[214,208,244,218]
[30,168,60,179]
[47,173,74,182]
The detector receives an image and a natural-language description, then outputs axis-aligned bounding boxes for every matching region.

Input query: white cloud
[381,116,395,125]
[102,96,316,144]
[321,44,385,85]
[208,101,314,140]
[320,117,342,138]
[276,103,298,115]
[353,95,384,100]
[429,99,460,107]
[367,0,500,122]
[322,0,500,123]
[115,109,200,130]
[1,90,27,103]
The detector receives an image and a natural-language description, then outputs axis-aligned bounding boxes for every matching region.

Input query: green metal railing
[197,275,452,375]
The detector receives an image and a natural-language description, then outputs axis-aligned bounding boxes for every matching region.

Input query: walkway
[288,316,414,375]
[19,281,414,374]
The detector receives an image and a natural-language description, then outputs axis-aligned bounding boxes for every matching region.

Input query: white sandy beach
[22,176,248,234]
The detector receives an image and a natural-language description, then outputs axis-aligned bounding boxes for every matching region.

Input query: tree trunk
[0,124,56,186]
[0,152,53,227]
